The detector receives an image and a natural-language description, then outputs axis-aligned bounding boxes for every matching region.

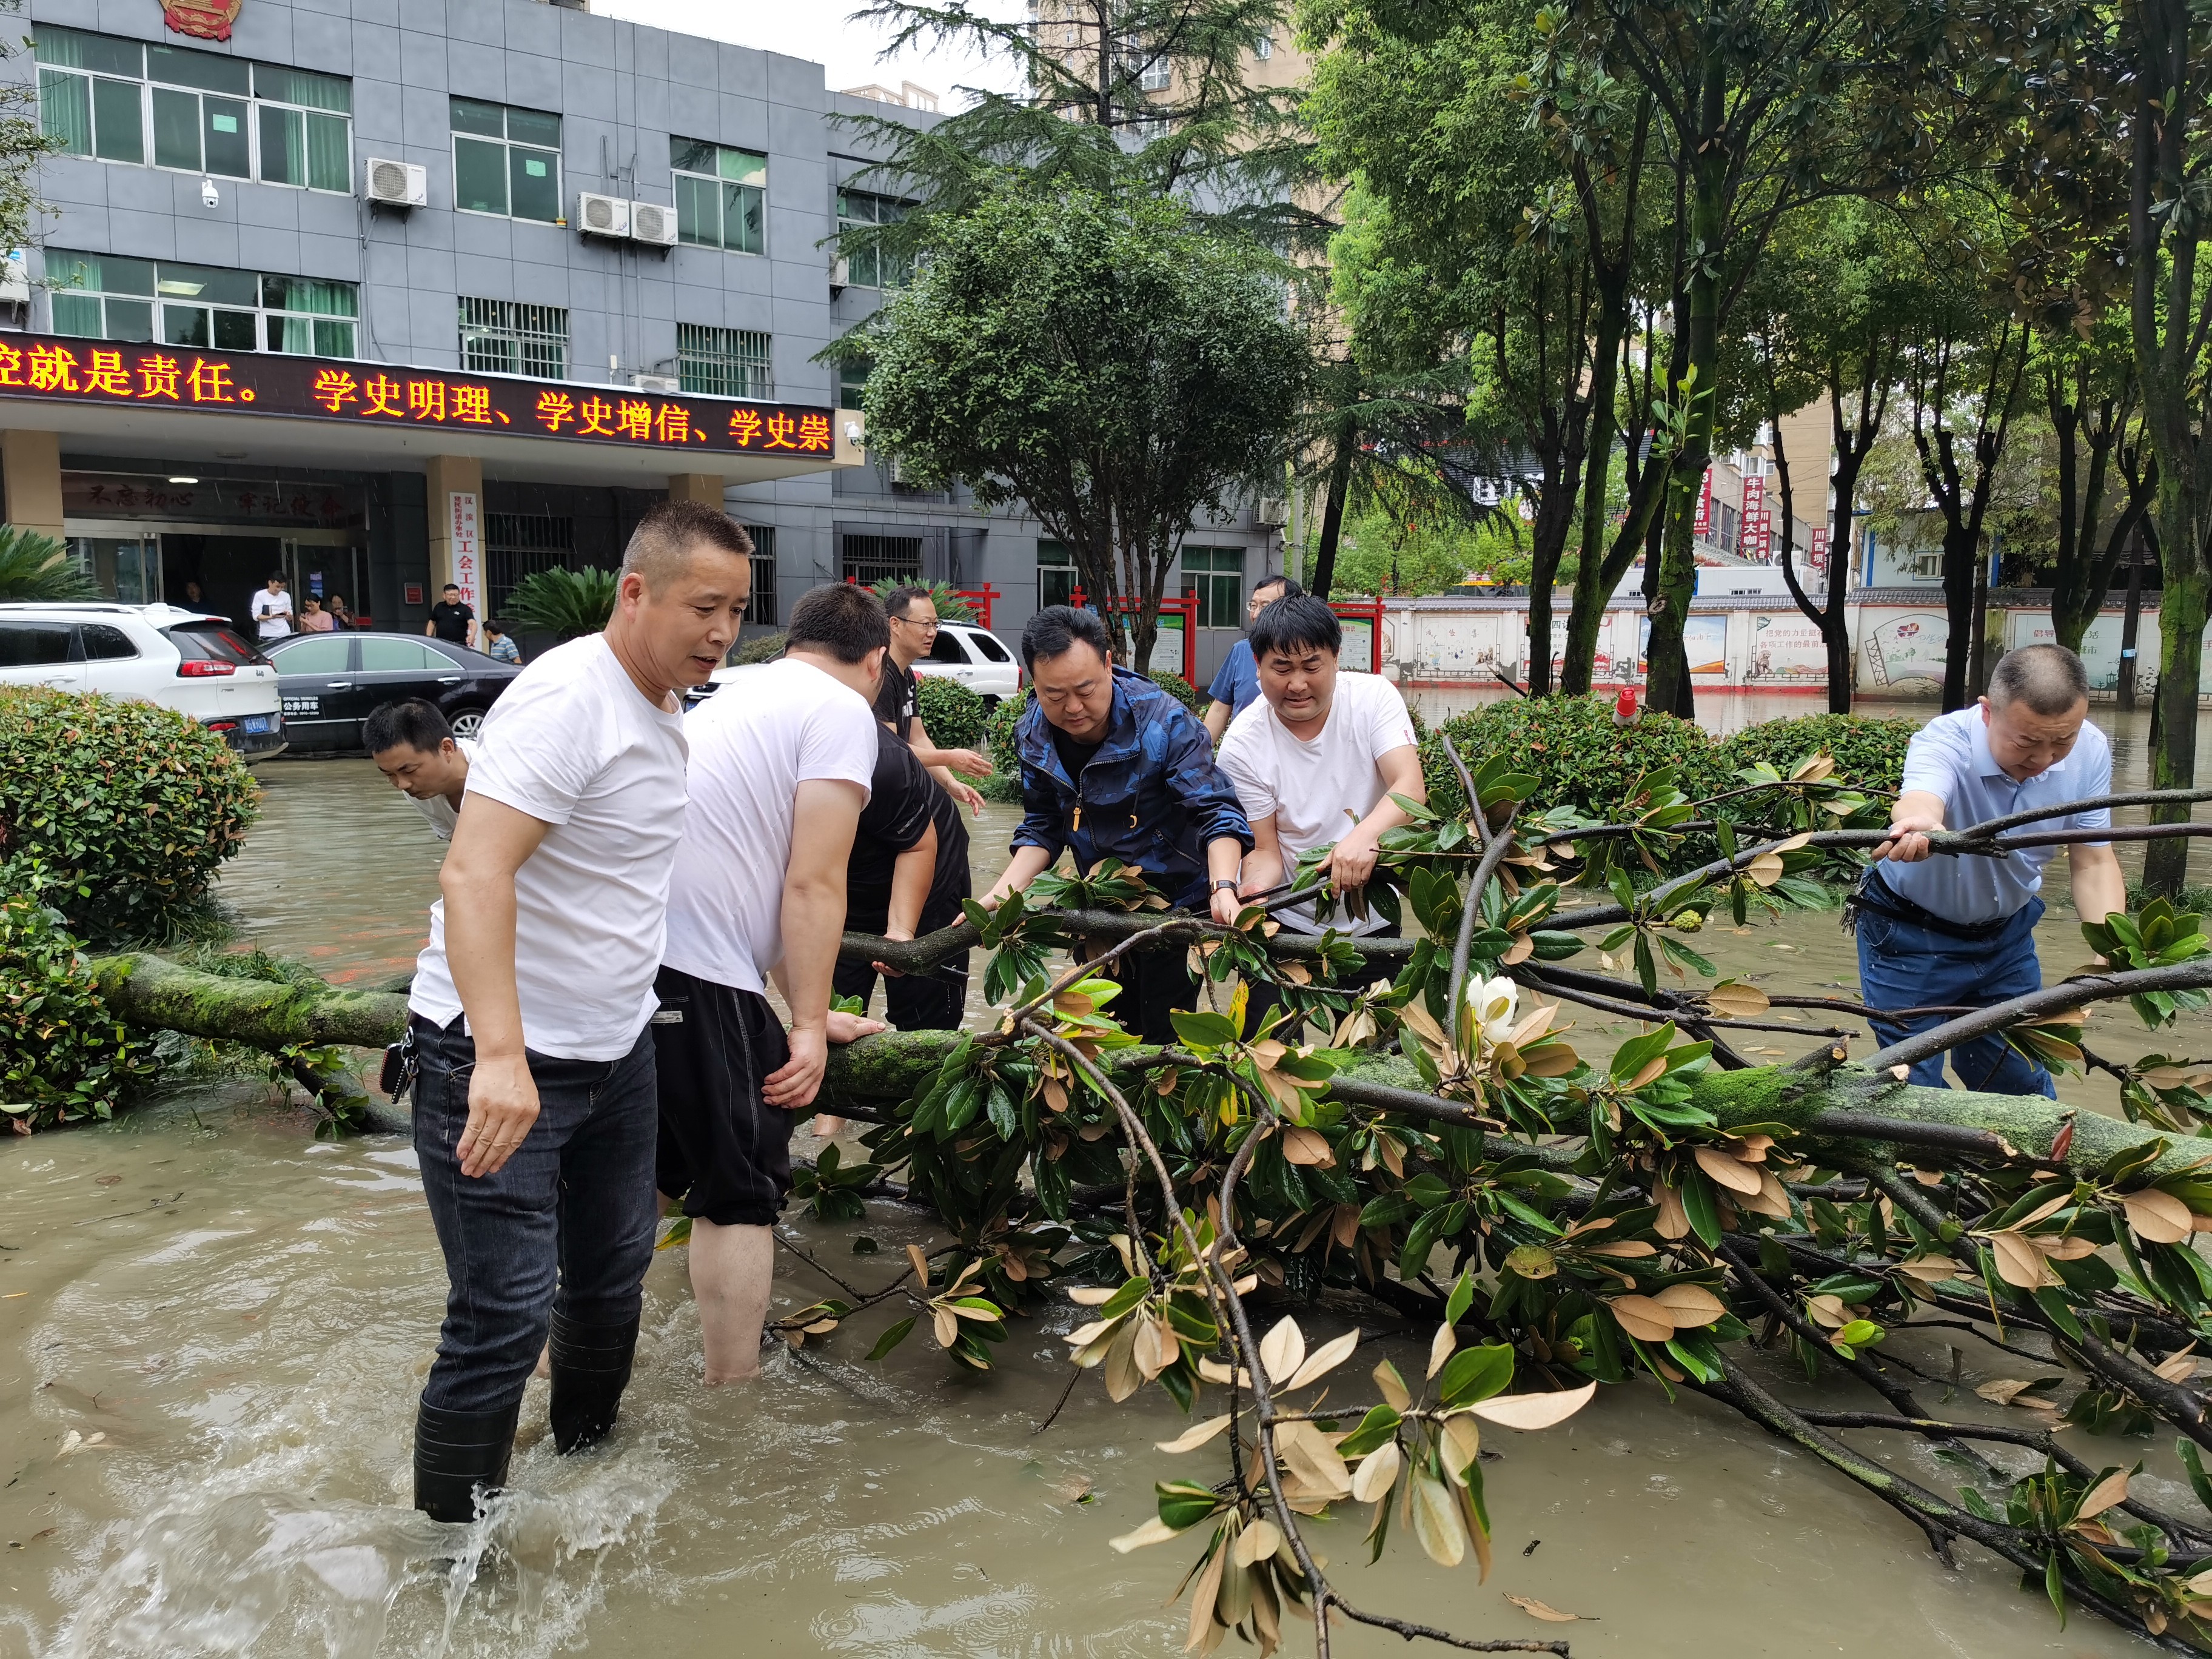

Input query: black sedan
[264,631,521,754]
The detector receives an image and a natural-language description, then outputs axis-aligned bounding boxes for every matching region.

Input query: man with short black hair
[406,497,753,1522]
[250,573,294,642]
[836,721,973,1030]
[655,580,890,1383]
[1204,574,1299,741]
[980,605,1252,1041]
[427,583,478,650]
[1220,594,1424,935]
[878,584,990,814]
[1860,642,2125,1096]
[367,699,473,840]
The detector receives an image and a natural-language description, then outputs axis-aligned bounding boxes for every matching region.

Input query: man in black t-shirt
[877,586,990,815]
[426,583,478,650]
[834,725,971,1030]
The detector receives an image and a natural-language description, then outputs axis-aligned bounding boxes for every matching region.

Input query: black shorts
[651,966,794,1228]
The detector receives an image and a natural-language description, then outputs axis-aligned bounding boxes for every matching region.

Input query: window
[928,630,969,665]
[671,137,766,255]
[840,533,922,588]
[269,634,348,672]
[459,298,568,380]
[485,512,574,617]
[838,357,870,409]
[49,250,358,357]
[1038,540,1078,610]
[677,324,773,398]
[34,26,351,191]
[1138,53,1173,92]
[361,637,442,671]
[969,629,1011,663]
[1909,546,1943,580]
[0,622,72,667]
[742,526,777,626]
[1181,546,1245,628]
[837,189,913,289]
[1255,33,1275,59]
[451,97,561,221]
[78,623,138,661]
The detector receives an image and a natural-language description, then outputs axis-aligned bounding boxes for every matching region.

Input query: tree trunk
[1939,519,1979,711]
[1824,444,1863,714]
[1309,437,1352,602]
[2119,535,2145,712]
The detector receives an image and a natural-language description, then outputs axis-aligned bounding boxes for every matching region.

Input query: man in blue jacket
[979,605,1252,1041]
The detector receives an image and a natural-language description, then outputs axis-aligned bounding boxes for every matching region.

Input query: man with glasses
[1203,575,1299,742]
[878,585,990,814]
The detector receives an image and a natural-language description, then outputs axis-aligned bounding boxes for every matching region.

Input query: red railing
[1068,588,1199,685]
[951,584,999,630]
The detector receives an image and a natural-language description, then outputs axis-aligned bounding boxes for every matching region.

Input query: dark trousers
[1855,894,2056,1097]
[411,1014,660,1415]
[1092,945,1202,1045]
[836,894,971,1031]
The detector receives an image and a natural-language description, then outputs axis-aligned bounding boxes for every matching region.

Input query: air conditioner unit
[631,372,680,394]
[830,255,850,293]
[629,200,677,246]
[1254,495,1287,526]
[364,157,427,207]
[577,192,631,238]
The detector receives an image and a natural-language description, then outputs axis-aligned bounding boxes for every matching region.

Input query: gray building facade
[4,0,1281,676]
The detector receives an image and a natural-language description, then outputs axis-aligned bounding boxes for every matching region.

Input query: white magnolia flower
[1464,974,1518,1047]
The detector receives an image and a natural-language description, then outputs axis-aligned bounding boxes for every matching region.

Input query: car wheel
[447,706,488,740]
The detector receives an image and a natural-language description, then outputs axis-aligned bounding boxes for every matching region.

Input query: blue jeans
[1855,894,2056,1098]
[411,1015,660,1414]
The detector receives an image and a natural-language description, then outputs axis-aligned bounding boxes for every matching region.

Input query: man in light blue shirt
[1203,574,1296,741]
[1859,644,2125,1096]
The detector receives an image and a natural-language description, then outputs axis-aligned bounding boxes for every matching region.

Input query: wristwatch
[1213,879,1241,894]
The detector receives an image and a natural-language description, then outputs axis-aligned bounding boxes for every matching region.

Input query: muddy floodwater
[1,700,2207,1658]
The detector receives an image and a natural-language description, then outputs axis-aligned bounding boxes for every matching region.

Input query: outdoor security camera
[843,420,862,444]
[200,175,220,209]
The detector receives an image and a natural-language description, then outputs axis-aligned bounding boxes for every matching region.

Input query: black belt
[1846,871,2014,943]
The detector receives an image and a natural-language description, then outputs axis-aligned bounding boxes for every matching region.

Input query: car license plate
[241,714,273,734]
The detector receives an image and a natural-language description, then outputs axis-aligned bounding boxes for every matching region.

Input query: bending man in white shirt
[405,500,753,1523]
[366,699,475,840]
[655,581,889,1384]
[1218,592,1426,972]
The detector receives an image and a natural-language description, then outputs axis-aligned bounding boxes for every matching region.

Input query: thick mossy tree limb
[92,952,410,1049]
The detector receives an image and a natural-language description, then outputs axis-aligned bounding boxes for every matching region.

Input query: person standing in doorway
[403,500,752,1523]
[654,581,888,1385]
[1204,575,1299,742]
[1858,643,2125,1096]
[367,699,474,841]
[298,595,336,632]
[250,573,294,643]
[326,594,358,631]
[877,585,990,814]
[427,583,478,651]
[182,579,206,610]
[980,606,1250,1042]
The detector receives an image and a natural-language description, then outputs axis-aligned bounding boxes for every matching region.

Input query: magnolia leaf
[1470,1380,1597,1430]
[1350,1439,1403,1504]
[1692,1145,1763,1196]
[1607,1295,1676,1343]
[1803,1293,1851,1329]
[1110,1516,1188,1552]
[2077,1469,2132,1521]
[1281,1126,1336,1168]
[1185,1530,1228,1652]
[1375,1359,1412,1412]
[1067,1285,1118,1305]
[1989,1232,2054,1290]
[1628,1054,1669,1091]
[1104,1317,1144,1402]
[1157,1415,1233,1455]
[1650,1284,1726,1327]
[1583,1239,1658,1259]
[1198,1356,1253,1387]
[2124,1188,2194,1245]
[2031,1234,2100,1261]
[1705,980,1772,1017]
[933,1306,960,1349]
[1501,933,1535,966]
[1133,1316,1168,1381]
[1429,1321,1457,1380]
[1506,1595,1584,1623]
[1896,1255,1969,1284]
[1285,1328,1361,1392]
[1259,1316,1307,1386]
[1233,1518,1282,1569]
[1277,1419,1353,1499]
[1409,1469,1466,1567]
[1440,1412,1483,1478]
[1746,852,1785,888]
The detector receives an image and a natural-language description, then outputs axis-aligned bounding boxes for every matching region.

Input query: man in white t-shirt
[250,573,294,642]
[366,699,475,840]
[1218,592,1426,940]
[655,581,888,1384]
[404,500,753,1523]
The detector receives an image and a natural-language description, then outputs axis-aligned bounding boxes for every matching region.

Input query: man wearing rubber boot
[404,500,754,1522]
[1860,644,2126,1096]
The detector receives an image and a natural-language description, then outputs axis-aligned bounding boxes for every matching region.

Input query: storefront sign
[64,471,360,526]
[1808,526,1829,576]
[0,335,837,458]
[449,492,483,618]
[1694,469,1712,538]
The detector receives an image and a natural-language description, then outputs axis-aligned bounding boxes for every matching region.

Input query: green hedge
[0,688,259,944]
[1421,697,1728,820]
[987,689,1031,777]
[916,674,989,751]
[0,889,158,1128]
[1150,670,1206,713]
[1715,712,1915,793]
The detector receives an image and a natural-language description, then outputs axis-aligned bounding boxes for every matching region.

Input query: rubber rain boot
[548,1313,640,1453]
[413,1398,520,1522]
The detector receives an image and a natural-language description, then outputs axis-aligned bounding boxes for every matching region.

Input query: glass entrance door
[65,536,160,603]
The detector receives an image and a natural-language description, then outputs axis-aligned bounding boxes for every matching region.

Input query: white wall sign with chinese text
[449,491,483,617]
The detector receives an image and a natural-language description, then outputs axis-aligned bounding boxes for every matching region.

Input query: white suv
[0,602,287,759]
[912,621,1021,706]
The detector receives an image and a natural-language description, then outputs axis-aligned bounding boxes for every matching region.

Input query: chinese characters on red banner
[0,335,836,458]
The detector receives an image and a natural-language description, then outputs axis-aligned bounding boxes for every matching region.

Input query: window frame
[449,97,563,224]
[742,526,777,626]
[1037,539,1078,611]
[47,250,359,360]
[34,25,354,194]
[670,136,768,255]
[458,297,570,382]
[1181,546,1245,629]
[676,323,774,399]
[836,188,914,290]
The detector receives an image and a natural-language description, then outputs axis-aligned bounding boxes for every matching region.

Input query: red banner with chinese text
[0,335,837,460]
